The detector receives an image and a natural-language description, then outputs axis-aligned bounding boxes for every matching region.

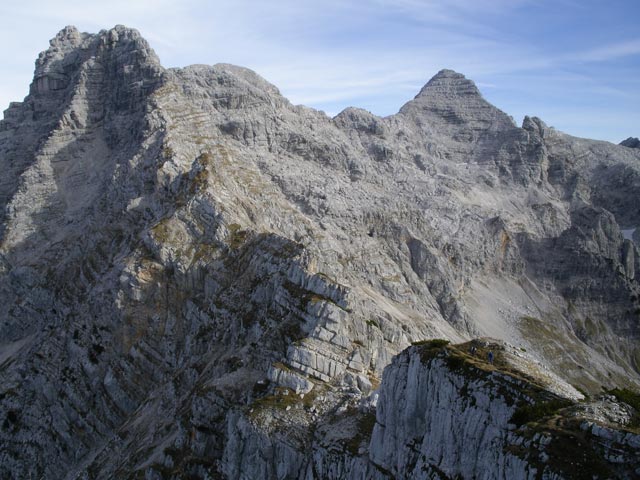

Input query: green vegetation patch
[188,151,214,194]
[250,387,300,412]
[190,167,209,194]
[415,339,464,366]
[607,388,640,428]
[411,338,450,348]
[510,398,572,427]
[344,411,377,455]
[145,445,216,478]
[249,386,323,419]
[161,145,174,159]
[227,223,249,249]
[607,387,640,411]
[414,340,562,409]
[279,319,304,342]
[507,419,616,480]
[283,280,349,313]
[366,319,381,329]
[543,428,615,479]
[190,242,218,265]
[151,219,172,243]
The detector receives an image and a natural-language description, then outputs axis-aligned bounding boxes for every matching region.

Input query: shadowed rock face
[0,25,639,479]
[621,137,640,149]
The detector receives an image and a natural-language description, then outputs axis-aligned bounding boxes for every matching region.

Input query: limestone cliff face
[0,25,639,478]
[369,343,640,479]
[221,341,640,480]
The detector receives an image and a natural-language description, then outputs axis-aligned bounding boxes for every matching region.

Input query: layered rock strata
[0,25,639,478]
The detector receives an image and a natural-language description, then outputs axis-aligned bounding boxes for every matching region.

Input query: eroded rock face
[0,25,639,478]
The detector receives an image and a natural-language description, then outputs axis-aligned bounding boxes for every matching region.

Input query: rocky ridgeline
[0,25,639,478]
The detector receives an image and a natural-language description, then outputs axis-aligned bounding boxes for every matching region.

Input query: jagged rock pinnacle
[620,137,640,148]
[36,25,161,81]
[49,25,83,47]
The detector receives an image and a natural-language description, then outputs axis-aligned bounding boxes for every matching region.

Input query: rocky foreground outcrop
[369,341,639,479]
[0,25,639,478]
[210,340,640,479]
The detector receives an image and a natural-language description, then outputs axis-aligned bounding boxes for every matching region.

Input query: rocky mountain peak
[522,115,549,136]
[620,137,640,149]
[35,24,161,83]
[415,68,481,99]
[49,25,84,48]
[399,68,515,134]
[97,24,160,64]
[178,62,283,98]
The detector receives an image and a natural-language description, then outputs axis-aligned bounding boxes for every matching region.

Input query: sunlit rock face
[0,25,639,479]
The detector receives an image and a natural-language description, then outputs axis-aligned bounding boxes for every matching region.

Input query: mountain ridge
[1,25,639,479]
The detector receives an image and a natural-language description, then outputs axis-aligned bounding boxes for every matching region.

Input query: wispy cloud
[576,39,640,62]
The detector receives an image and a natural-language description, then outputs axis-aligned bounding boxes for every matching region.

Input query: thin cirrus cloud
[576,39,640,63]
[0,0,638,143]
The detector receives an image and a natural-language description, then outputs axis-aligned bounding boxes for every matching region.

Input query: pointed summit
[399,69,515,134]
[49,25,84,48]
[415,69,481,100]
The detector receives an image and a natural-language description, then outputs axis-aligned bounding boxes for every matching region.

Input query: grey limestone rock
[368,342,640,479]
[0,25,639,479]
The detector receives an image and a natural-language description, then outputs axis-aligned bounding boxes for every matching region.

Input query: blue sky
[1,0,639,142]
